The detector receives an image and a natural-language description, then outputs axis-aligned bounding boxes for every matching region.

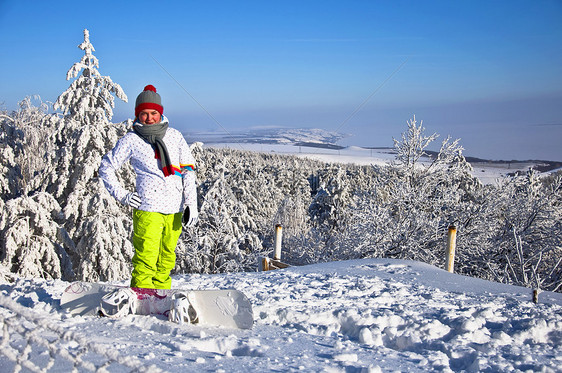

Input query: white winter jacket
[99,116,197,214]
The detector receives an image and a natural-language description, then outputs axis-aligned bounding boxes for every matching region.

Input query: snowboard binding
[99,288,138,318]
[168,292,199,325]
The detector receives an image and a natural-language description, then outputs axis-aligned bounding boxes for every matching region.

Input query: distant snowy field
[2,259,562,372]
[204,142,544,185]
[185,127,560,185]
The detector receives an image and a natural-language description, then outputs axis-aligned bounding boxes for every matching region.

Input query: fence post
[258,225,290,272]
[446,225,457,273]
[533,289,539,304]
[258,257,270,271]
[274,224,283,260]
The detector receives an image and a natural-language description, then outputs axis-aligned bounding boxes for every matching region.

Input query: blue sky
[1,0,561,160]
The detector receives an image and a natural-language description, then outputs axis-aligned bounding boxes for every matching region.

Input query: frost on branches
[0,96,59,199]
[54,29,127,127]
[329,116,477,264]
[483,171,562,292]
[0,193,73,280]
[0,98,74,281]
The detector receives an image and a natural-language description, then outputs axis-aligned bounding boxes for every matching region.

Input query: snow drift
[1,258,561,372]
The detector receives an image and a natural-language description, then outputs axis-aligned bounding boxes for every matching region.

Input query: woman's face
[138,109,161,125]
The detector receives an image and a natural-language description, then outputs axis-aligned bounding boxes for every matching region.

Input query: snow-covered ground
[1,258,561,372]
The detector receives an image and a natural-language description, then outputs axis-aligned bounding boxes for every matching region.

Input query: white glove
[183,205,199,227]
[125,192,142,209]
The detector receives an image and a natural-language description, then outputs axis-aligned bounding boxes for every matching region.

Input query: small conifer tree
[54,29,127,125]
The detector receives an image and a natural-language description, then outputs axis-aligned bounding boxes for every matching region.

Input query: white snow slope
[1,258,561,372]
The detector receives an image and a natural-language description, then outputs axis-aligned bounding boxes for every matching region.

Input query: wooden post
[260,257,270,272]
[446,225,457,273]
[533,289,539,304]
[274,224,283,261]
[258,225,291,271]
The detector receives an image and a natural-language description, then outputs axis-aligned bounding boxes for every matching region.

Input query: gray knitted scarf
[133,122,173,177]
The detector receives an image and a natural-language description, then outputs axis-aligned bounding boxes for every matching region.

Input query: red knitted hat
[135,85,164,117]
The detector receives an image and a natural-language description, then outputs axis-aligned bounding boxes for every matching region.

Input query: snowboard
[60,282,253,329]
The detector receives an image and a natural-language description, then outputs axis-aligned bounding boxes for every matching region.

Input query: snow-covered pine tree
[48,29,134,281]
[49,29,129,200]
[1,29,134,282]
[177,169,264,274]
[0,192,73,280]
[54,29,127,127]
[308,164,355,252]
[0,97,75,280]
[273,196,309,245]
[0,96,60,199]
[269,157,313,226]
[0,108,22,199]
[230,153,312,252]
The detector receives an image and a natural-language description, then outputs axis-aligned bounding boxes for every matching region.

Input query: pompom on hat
[135,85,164,117]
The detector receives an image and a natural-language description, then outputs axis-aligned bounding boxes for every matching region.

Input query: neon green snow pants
[131,210,183,289]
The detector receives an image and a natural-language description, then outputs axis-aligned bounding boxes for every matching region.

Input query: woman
[98,85,198,317]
